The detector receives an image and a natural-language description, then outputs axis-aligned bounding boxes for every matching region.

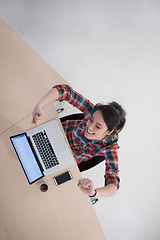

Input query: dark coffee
[39,183,48,192]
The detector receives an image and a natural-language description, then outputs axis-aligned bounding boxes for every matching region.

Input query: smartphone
[53,171,72,185]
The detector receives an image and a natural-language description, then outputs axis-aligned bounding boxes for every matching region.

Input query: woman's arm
[32,88,59,125]
[78,178,117,198]
[96,184,117,198]
[32,84,94,125]
[55,84,94,119]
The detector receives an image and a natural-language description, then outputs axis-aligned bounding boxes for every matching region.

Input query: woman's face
[84,110,112,140]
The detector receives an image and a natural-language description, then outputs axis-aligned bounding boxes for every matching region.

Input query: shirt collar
[101,131,118,145]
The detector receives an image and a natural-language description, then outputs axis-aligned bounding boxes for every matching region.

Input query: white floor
[1,1,160,239]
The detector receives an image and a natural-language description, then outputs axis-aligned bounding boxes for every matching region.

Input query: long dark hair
[93,102,126,133]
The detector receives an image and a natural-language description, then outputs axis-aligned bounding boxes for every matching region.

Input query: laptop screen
[10,133,44,184]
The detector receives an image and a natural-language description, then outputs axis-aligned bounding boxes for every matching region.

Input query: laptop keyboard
[32,130,59,170]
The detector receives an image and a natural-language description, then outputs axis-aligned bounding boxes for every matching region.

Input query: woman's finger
[78,178,92,188]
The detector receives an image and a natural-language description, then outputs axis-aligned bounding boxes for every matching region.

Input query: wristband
[89,189,98,205]
[89,189,97,198]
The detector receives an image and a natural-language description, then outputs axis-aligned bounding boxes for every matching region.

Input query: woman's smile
[85,127,95,136]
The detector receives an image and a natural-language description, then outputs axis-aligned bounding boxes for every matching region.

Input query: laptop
[10,119,75,184]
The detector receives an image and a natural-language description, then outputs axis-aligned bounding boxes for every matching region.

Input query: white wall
[1,0,160,239]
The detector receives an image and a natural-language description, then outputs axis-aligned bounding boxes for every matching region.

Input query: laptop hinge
[27,136,44,174]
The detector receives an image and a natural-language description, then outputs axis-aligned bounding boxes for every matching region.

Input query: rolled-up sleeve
[53,84,94,119]
[104,146,120,189]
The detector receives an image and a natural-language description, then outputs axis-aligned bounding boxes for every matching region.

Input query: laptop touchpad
[51,136,67,153]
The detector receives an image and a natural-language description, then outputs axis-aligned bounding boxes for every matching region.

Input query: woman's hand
[32,104,45,126]
[31,88,60,126]
[78,178,96,196]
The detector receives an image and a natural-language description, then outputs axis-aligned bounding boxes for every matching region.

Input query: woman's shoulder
[101,131,119,148]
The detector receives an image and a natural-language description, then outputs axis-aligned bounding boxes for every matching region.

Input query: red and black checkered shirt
[54,84,120,189]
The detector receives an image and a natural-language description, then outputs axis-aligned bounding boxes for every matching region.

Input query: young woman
[32,84,126,200]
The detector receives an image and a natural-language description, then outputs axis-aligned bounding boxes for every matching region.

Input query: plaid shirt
[54,84,120,189]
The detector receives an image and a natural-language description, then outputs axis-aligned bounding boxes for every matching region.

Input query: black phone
[53,171,72,185]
